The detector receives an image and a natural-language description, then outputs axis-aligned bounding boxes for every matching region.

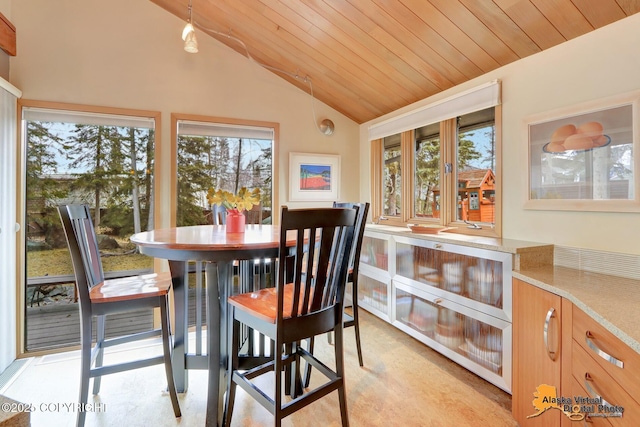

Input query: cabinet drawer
[394,282,512,392]
[568,376,612,427]
[360,233,389,270]
[572,342,639,425]
[393,235,513,322]
[572,306,640,403]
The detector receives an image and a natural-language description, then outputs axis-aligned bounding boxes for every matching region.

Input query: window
[174,117,277,226]
[455,108,497,225]
[172,115,278,328]
[383,133,402,217]
[414,122,440,219]
[19,101,159,352]
[370,82,501,236]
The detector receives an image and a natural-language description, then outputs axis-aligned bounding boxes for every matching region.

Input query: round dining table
[130,224,292,427]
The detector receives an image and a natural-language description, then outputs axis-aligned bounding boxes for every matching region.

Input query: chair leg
[302,337,314,388]
[160,297,182,418]
[91,315,106,395]
[284,342,292,396]
[333,325,349,427]
[77,316,92,427]
[274,338,284,427]
[352,301,364,367]
[223,309,239,427]
[289,341,304,398]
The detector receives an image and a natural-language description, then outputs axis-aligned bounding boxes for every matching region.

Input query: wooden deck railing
[26,268,153,306]
[24,266,210,351]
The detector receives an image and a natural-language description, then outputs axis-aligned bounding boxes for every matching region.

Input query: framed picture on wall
[289,152,340,201]
[524,91,640,212]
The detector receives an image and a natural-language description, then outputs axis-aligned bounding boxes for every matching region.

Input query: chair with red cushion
[222,206,357,427]
[58,204,181,427]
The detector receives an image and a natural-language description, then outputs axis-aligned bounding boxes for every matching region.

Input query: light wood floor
[2,310,517,426]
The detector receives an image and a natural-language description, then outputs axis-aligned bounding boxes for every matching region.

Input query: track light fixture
[182,0,198,53]
[185,20,335,135]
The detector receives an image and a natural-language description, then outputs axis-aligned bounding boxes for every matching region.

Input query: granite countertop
[513,266,640,354]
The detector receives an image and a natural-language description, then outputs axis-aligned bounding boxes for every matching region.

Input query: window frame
[16,99,162,356]
[371,105,502,238]
[170,113,280,225]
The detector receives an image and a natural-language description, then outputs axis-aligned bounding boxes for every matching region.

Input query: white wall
[9,0,361,228]
[361,14,640,256]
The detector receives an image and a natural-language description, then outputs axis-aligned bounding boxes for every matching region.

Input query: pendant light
[183,18,336,135]
[182,0,198,53]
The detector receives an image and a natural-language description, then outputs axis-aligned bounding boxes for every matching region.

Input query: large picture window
[172,115,278,329]
[174,117,276,226]
[370,82,501,236]
[19,101,160,352]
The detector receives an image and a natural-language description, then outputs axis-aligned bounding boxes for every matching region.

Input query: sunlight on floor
[1,312,516,427]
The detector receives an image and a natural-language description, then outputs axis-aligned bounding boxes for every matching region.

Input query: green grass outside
[27,242,153,278]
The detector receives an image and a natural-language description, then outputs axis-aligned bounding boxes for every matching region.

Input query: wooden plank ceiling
[150,0,640,124]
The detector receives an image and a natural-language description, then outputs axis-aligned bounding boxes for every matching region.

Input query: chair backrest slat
[277,206,356,323]
[76,217,104,287]
[58,204,105,312]
[333,202,370,276]
[212,204,227,225]
[246,203,263,225]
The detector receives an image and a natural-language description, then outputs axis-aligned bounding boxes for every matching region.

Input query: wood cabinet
[513,279,639,426]
[571,306,640,425]
[512,278,567,426]
[567,377,613,427]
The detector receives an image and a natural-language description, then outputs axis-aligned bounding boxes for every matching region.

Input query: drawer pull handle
[434,244,443,249]
[585,331,624,368]
[543,307,557,361]
[433,298,443,305]
[583,373,614,409]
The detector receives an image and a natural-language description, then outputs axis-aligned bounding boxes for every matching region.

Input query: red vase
[226,209,246,233]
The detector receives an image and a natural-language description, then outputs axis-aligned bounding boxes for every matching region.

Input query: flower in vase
[206,187,261,212]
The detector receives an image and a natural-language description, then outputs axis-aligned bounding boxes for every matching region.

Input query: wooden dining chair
[223,206,357,427]
[245,202,263,225]
[330,202,369,366]
[212,204,227,225]
[236,202,277,360]
[209,200,276,360]
[302,202,369,388]
[57,204,181,427]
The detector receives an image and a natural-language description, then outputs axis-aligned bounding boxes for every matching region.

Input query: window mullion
[440,119,457,226]
[370,139,383,222]
[401,131,413,224]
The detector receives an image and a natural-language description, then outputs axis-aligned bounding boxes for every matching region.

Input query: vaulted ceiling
[150,0,640,124]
